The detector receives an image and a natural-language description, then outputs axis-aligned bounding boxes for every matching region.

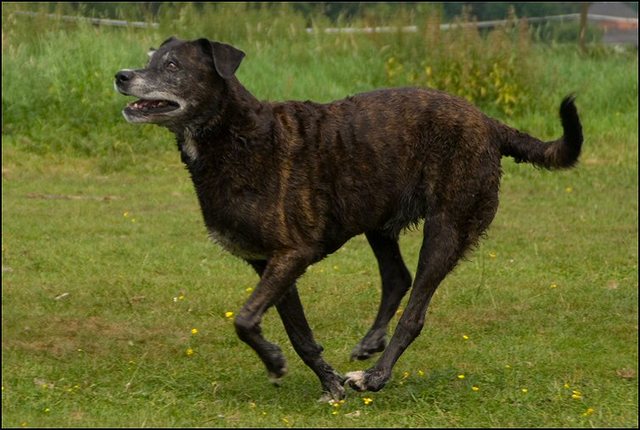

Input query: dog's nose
[115,70,134,84]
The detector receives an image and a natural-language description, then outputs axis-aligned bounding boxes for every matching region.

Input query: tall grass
[3,2,636,161]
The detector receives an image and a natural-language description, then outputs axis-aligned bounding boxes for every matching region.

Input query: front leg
[248,260,345,401]
[234,250,313,383]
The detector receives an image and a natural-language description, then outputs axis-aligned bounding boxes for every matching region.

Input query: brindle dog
[115,37,583,401]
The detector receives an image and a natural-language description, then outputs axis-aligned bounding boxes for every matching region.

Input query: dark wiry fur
[115,37,583,401]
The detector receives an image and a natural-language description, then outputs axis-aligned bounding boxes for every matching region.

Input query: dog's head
[114,37,245,126]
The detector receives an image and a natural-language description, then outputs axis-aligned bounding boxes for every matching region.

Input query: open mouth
[126,98,181,115]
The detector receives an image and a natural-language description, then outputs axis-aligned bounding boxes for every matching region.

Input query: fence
[11,10,638,34]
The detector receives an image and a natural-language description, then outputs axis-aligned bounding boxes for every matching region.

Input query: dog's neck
[172,77,275,167]
[172,77,270,143]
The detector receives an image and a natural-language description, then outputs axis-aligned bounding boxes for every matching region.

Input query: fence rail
[11,11,159,29]
[11,10,638,34]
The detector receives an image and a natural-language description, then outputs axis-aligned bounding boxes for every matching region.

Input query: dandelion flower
[185,348,194,356]
[224,311,234,319]
[246,287,253,294]
[462,334,470,340]
[457,374,465,379]
[583,407,594,416]
[521,388,528,393]
[472,385,480,391]
[191,328,198,335]
[572,390,582,400]
[363,397,373,405]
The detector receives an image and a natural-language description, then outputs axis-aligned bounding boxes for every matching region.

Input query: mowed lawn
[2,109,637,428]
[2,4,638,427]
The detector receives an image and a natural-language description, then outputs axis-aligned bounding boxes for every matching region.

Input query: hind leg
[351,231,412,361]
[346,214,466,391]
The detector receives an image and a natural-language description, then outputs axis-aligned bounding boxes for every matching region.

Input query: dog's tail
[496,95,583,169]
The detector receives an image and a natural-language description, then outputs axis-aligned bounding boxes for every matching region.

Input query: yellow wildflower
[457,374,465,379]
[521,388,528,393]
[185,348,194,356]
[462,334,470,340]
[418,370,425,377]
[224,311,234,319]
[191,328,198,335]
[363,397,373,405]
[472,386,480,391]
[583,407,594,416]
[572,390,582,400]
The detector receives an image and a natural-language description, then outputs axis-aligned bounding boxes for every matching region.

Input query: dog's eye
[166,61,179,71]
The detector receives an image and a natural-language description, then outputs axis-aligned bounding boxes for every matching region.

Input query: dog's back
[262,87,503,244]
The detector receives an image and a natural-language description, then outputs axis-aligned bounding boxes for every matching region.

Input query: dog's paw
[317,385,346,403]
[344,369,389,392]
[267,365,288,386]
[350,338,386,361]
[344,370,367,392]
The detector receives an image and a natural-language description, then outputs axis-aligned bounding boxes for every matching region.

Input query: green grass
[2,3,638,428]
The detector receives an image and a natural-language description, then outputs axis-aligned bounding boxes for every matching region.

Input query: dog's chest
[180,131,199,162]
[208,228,268,260]
[191,173,270,261]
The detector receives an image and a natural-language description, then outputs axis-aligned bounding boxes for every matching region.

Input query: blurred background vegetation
[2,2,637,161]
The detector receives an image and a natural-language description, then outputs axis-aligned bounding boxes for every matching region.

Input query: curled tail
[497,95,583,169]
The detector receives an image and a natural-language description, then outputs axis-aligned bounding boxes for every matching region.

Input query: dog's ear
[160,36,178,47]
[201,40,245,79]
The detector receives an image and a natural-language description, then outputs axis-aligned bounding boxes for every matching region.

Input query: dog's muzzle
[114,70,182,123]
